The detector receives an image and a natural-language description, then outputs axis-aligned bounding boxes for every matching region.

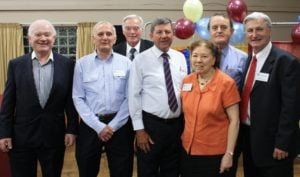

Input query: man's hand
[135,129,154,153]
[0,138,12,152]
[64,134,76,147]
[273,148,289,160]
[98,126,114,142]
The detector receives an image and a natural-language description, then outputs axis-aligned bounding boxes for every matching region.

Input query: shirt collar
[152,45,170,60]
[93,51,114,62]
[221,45,230,58]
[31,51,54,62]
[126,40,141,54]
[253,41,272,60]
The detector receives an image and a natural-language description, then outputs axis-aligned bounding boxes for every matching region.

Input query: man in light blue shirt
[72,21,133,177]
[208,13,248,89]
[208,13,248,177]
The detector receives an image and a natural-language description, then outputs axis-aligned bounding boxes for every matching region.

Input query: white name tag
[113,70,126,77]
[182,83,192,91]
[256,72,269,82]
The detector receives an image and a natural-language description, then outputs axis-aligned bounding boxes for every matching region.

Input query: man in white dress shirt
[128,17,187,177]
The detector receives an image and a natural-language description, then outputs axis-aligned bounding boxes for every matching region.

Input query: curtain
[0,23,24,94]
[76,22,96,59]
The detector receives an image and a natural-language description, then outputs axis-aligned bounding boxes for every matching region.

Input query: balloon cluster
[174,0,247,44]
[226,0,247,44]
[291,15,300,43]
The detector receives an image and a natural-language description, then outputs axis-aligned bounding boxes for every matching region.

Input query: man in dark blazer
[0,19,78,177]
[113,14,153,60]
[240,12,300,177]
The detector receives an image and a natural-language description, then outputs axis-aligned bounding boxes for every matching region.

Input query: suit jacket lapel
[252,47,276,91]
[121,43,127,56]
[24,54,42,107]
[45,53,60,107]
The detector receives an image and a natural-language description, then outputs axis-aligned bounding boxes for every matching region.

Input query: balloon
[175,18,195,40]
[226,0,248,23]
[195,17,210,40]
[183,0,203,22]
[298,15,300,22]
[291,23,300,43]
[182,48,191,74]
[230,22,245,45]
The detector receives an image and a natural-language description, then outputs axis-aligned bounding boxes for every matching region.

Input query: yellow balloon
[183,0,203,22]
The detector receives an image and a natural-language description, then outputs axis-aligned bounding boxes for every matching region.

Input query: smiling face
[28,20,56,55]
[191,45,216,75]
[209,15,233,48]
[245,18,271,53]
[150,23,174,52]
[123,17,143,47]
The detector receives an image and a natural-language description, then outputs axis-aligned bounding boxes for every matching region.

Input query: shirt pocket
[113,76,126,95]
[82,73,99,93]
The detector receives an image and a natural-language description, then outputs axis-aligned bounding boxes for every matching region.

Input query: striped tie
[129,48,136,60]
[162,53,178,112]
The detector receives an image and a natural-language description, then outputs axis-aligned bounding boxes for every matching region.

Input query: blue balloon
[298,15,300,22]
[230,22,245,45]
[182,48,191,74]
[195,17,210,40]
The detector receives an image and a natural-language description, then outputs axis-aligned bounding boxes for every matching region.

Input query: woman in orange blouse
[180,39,240,177]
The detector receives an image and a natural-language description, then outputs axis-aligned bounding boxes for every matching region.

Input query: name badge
[182,83,192,91]
[113,70,126,77]
[256,72,269,82]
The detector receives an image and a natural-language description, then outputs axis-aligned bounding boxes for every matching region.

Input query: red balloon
[227,0,248,23]
[175,18,195,40]
[291,23,300,43]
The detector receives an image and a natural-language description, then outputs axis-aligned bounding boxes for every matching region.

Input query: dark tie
[162,53,178,112]
[240,55,257,123]
[129,48,136,60]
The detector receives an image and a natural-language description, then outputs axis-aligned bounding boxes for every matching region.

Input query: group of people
[0,11,299,177]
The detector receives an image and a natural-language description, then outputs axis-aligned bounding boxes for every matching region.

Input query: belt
[142,111,179,123]
[96,112,117,123]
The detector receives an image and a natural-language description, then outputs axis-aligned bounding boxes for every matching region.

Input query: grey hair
[28,19,56,37]
[150,17,173,33]
[122,14,144,29]
[243,12,272,28]
[92,21,116,36]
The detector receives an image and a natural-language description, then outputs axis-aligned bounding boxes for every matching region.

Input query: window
[23,26,77,60]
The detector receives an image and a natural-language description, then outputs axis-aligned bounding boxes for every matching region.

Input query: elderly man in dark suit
[240,12,300,177]
[0,19,78,177]
[113,14,153,60]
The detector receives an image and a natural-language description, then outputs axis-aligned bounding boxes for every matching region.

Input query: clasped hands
[98,125,114,142]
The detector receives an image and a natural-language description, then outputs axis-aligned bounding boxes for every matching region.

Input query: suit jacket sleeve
[64,59,78,135]
[275,53,300,151]
[0,61,16,138]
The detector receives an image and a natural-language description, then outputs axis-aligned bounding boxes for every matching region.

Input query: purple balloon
[291,23,300,43]
[227,0,248,22]
[175,18,195,40]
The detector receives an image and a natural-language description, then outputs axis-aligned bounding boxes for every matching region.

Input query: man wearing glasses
[114,14,153,60]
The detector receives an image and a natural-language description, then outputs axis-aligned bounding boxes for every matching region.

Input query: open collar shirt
[72,51,131,134]
[219,45,248,89]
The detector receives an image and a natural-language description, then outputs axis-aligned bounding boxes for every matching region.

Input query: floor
[37,146,300,177]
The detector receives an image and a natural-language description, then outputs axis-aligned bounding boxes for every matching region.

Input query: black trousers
[9,145,65,177]
[136,111,183,177]
[76,119,134,177]
[180,150,231,177]
[241,125,294,177]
